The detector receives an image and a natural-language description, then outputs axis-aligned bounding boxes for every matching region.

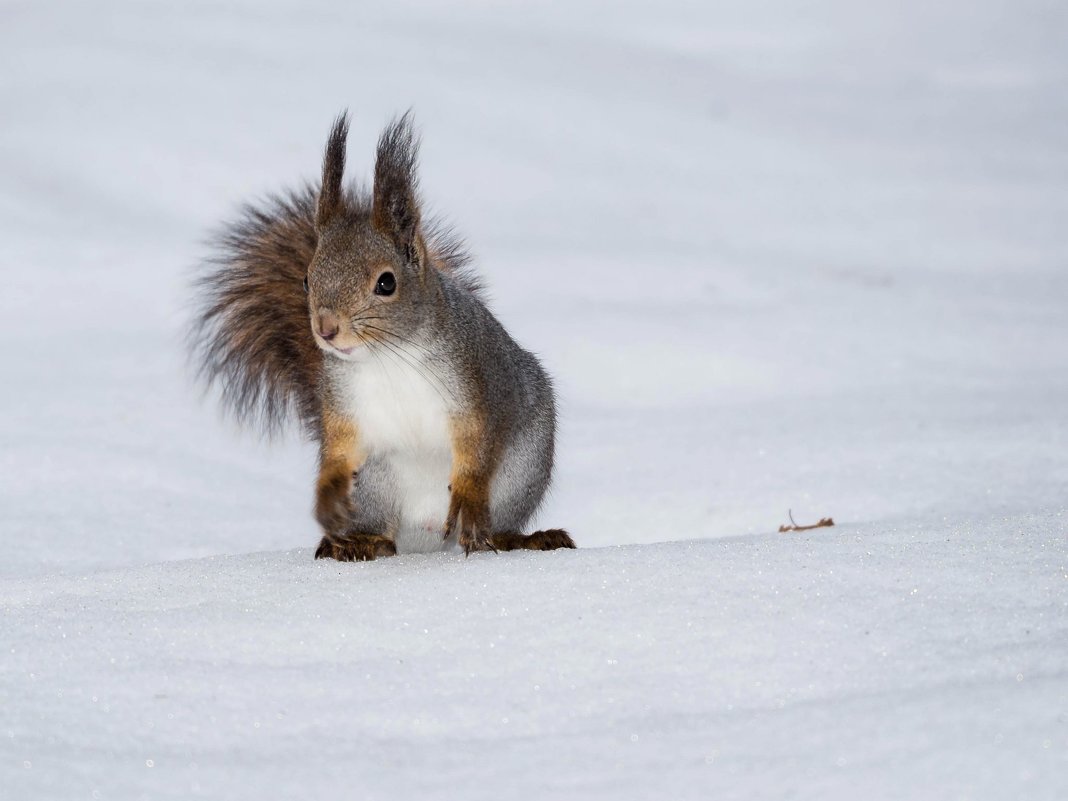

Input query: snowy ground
[2,1,1067,798]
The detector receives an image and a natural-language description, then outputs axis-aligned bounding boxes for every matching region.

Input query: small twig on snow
[779,509,835,533]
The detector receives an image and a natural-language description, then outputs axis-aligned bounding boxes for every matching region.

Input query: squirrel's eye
[302,276,309,293]
[375,272,397,296]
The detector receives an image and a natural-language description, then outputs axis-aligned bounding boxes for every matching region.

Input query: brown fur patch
[190,186,324,437]
[314,408,363,536]
[491,529,576,552]
[445,413,500,555]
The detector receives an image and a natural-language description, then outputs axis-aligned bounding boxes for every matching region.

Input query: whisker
[358,323,443,367]
[361,329,458,407]
[358,323,456,396]
[350,314,389,326]
[360,324,437,356]
[362,333,405,416]
[375,337,457,407]
[346,300,378,321]
[363,331,454,409]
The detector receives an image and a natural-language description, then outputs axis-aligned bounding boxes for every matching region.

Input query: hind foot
[315,532,397,562]
[491,529,576,552]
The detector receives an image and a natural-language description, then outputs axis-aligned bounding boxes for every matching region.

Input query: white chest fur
[335,346,455,553]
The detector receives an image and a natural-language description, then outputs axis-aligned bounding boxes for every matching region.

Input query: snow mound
[3,516,1065,799]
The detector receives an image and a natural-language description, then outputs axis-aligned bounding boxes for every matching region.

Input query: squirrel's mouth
[324,341,358,356]
[313,335,362,358]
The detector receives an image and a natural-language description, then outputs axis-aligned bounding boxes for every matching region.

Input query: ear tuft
[372,111,422,262]
[316,111,350,230]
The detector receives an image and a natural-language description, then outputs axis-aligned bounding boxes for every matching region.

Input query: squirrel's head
[305,112,432,360]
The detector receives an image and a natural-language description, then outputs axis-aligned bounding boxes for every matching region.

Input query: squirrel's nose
[317,310,340,341]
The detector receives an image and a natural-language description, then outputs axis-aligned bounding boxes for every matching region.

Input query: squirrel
[189,112,574,561]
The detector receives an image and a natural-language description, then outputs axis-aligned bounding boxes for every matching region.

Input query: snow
[1,1,1067,798]
[4,519,1066,799]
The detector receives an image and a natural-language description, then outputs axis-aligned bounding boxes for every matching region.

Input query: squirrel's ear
[316,111,349,231]
[372,112,424,267]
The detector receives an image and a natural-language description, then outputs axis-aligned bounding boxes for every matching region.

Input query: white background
[1,1,1066,798]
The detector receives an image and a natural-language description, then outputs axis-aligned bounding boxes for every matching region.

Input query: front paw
[315,534,397,562]
[459,525,497,556]
[444,495,495,556]
[315,470,354,535]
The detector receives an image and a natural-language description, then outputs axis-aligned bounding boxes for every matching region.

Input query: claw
[314,533,396,562]
[461,531,496,557]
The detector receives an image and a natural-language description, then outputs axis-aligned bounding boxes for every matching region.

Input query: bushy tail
[189,185,324,437]
[188,183,475,438]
